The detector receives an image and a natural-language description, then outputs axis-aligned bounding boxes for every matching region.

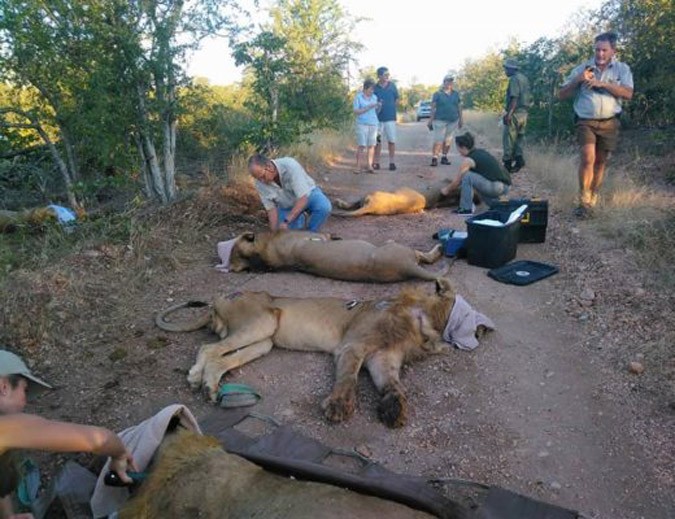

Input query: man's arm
[584,79,633,100]
[428,101,436,129]
[559,66,592,100]
[266,207,279,230]
[441,158,475,195]
[279,194,309,229]
[0,414,136,483]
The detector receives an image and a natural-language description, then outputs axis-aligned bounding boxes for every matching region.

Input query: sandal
[218,383,261,408]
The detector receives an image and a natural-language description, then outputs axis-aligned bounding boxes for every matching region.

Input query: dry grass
[227,127,353,182]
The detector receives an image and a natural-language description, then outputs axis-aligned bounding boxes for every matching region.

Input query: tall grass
[464,110,675,287]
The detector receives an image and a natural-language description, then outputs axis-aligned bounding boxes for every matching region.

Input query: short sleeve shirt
[432,90,461,122]
[505,72,532,113]
[353,91,379,125]
[374,81,398,122]
[468,149,511,185]
[563,58,634,119]
[254,157,316,211]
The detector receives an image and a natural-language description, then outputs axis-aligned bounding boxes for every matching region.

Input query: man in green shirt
[502,59,532,173]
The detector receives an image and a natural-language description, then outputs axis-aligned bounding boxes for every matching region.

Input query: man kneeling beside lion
[157,280,493,428]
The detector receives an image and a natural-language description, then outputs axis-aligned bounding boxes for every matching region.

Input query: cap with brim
[443,75,454,82]
[503,59,519,70]
[0,350,53,391]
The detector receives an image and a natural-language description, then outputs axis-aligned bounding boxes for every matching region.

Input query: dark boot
[512,156,525,173]
[503,159,513,173]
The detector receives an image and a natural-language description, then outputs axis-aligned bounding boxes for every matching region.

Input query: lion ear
[435,277,453,294]
[240,231,255,242]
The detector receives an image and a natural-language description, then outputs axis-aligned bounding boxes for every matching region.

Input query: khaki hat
[0,350,52,390]
[503,59,520,70]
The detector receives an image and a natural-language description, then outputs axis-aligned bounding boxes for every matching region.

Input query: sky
[187,0,603,88]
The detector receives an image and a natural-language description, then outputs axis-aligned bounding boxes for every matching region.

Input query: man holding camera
[559,32,633,218]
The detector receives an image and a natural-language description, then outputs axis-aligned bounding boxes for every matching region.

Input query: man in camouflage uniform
[502,59,532,173]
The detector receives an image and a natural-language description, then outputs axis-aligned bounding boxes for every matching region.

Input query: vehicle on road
[416,100,432,121]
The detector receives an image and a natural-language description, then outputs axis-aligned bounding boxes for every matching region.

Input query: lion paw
[187,365,203,391]
[322,394,355,423]
[378,392,408,428]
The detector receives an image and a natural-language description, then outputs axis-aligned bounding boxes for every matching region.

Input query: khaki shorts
[378,121,396,143]
[356,123,377,146]
[432,119,459,145]
[575,117,620,152]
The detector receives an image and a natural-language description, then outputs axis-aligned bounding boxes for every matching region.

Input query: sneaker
[574,205,593,219]
[389,163,396,171]
[373,163,380,170]
[440,156,450,165]
[453,207,474,216]
[430,157,438,167]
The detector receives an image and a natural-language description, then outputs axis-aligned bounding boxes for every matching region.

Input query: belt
[575,114,620,122]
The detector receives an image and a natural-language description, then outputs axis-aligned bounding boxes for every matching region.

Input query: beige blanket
[90,404,201,518]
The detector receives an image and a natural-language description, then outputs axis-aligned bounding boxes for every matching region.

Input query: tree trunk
[61,127,80,181]
[36,126,80,210]
[133,131,152,198]
[162,116,177,201]
[136,85,168,204]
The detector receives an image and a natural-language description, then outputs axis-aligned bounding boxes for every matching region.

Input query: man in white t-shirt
[248,154,332,232]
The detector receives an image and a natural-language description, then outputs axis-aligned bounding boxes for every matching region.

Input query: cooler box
[466,210,521,268]
[434,228,467,258]
[489,199,548,243]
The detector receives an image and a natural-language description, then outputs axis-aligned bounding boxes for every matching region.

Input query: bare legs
[579,143,610,208]
[355,145,375,173]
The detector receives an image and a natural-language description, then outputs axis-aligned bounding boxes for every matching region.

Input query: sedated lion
[156,279,464,428]
[226,229,446,283]
[333,181,481,217]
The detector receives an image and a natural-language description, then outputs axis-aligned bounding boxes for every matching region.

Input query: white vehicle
[416,100,432,121]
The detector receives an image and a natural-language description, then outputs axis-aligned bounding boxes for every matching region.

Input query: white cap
[0,350,52,390]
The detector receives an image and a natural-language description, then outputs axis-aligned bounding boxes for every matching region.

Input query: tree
[456,51,508,112]
[601,0,675,126]
[233,0,361,151]
[101,0,239,203]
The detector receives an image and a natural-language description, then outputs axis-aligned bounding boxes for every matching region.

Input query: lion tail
[155,301,211,332]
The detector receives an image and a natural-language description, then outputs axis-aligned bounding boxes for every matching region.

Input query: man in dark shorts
[559,32,634,218]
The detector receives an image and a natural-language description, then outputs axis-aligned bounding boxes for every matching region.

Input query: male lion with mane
[157,279,476,428]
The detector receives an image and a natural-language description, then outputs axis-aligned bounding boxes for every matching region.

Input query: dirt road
[32,121,672,518]
[222,122,671,518]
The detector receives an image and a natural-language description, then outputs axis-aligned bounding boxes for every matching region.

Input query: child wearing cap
[0,350,136,518]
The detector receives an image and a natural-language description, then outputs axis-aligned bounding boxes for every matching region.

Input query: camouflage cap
[503,58,520,70]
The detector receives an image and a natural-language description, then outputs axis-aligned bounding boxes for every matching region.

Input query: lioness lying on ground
[333,181,479,217]
[226,230,446,282]
[157,279,472,428]
[120,429,447,519]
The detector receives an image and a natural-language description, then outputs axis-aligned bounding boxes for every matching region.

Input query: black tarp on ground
[200,410,581,519]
